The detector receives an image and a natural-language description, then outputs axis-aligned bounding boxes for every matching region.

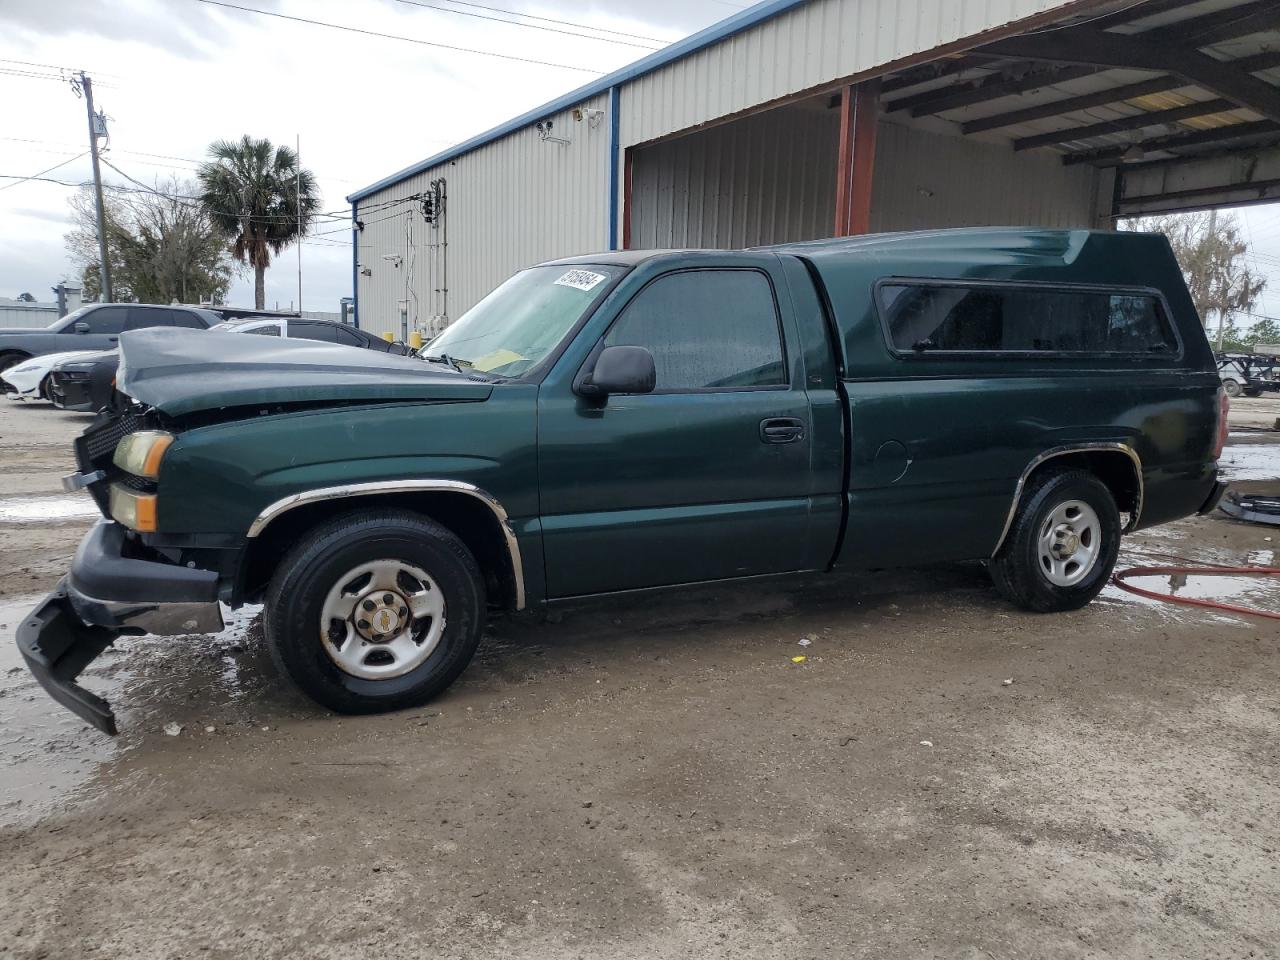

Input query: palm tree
[197,136,320,309]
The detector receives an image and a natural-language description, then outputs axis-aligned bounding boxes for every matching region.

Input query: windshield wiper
[422,353,467,373]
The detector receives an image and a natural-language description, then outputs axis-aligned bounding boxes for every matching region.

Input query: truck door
[537,260,818,598]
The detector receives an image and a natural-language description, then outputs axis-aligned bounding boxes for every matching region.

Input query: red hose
[1111,564,1280,621]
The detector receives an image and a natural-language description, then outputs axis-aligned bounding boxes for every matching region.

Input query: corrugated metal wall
[870,121,1100,231]
[355,93,611,338]
[630,104,839,249]
[618,0,1074,149]
[630,114,1099,250]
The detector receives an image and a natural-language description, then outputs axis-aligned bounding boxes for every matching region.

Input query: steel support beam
[1063,120,1280,165]
[834,80,879,237]
[960,52,1280,135]
[1013,98,1235,151]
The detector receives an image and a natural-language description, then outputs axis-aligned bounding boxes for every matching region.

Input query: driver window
[80,306,128,335]
[603,270,786,391]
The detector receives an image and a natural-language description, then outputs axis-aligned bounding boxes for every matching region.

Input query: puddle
[1102,569,1280,624]
[1218,442,1280,482]
[0,596,281,827]
[0,494,100,523]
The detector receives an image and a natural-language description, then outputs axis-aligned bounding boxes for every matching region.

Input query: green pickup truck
[19,228,1228,734]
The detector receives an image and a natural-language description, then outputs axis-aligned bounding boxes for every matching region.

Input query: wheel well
[239,492,519,609]
[1027,450,1141,520]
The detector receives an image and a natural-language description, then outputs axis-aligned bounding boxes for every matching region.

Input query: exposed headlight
[113,430,174,479]
[109,483,158,532]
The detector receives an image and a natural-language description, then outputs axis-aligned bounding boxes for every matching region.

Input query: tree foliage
[15,292,36,302]
[65,178,234,304]
[1122,211,1266,348]
[197,136,320,309]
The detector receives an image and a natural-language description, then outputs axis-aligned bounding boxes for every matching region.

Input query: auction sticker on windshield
[554,269,607,292]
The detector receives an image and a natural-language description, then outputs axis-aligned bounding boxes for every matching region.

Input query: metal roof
[347,0,811,202]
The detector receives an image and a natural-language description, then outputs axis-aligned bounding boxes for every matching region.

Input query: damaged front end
[19,406,224,735]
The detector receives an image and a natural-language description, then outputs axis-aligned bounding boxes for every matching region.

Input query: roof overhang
[876,0,1280,217]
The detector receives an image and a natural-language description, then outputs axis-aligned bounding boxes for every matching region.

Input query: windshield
[425,264,623,377]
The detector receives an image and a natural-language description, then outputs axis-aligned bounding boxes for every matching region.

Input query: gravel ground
[1,396,1278,960]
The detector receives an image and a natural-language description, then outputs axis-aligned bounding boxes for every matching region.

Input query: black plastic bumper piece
[69,521,218,604]
[17,584,118,735]
[1198,481,1228,516]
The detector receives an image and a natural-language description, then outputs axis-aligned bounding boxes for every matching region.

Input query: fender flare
[246,479,526,609]
[991,442,1143,556]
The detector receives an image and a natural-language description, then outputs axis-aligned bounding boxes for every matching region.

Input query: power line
[0,152,89,193]
[388,0,662,49]
[192,0,605,74]
[428,0,673,43]
[0,57,126,79]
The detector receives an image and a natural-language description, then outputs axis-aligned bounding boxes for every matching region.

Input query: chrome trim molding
[991,443,1144,556]
[247,480,527,611]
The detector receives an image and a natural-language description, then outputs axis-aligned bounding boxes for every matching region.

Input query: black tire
[1243,387,1262,398]
[1222,378,1243,399]
[264,509,486,714]
[0,352,30,374]
[39,375,54,402]
[989,468,1121,613]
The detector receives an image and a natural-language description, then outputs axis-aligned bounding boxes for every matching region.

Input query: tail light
[1213,387,1230,460]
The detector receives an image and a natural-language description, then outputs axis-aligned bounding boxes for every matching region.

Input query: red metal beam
[622,147,633,250]
[834,80,880,236]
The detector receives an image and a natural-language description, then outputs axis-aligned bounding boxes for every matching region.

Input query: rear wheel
[989,469,1120,613]
[0,352,30,374]
[264,509,486,714]
[1243,386,1262,398]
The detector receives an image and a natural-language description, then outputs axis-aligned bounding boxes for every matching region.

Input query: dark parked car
[47,316,408,412]
[0,303,218,372]
[20,228,1228,733]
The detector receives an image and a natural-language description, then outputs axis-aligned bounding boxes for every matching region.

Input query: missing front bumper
[16,522,226,735]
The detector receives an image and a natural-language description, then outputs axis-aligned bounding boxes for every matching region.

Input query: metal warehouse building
[348,0,1280,339]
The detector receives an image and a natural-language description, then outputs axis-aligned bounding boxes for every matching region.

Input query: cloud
[12,206,74,225]
[0,0,280,59]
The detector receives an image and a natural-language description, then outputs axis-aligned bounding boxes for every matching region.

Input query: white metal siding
[630,104,839,249]
[356,93,610,338]
[619,0,1077,149]
[870,121,1100,231]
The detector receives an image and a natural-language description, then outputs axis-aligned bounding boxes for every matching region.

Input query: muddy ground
[1,397,1278,960]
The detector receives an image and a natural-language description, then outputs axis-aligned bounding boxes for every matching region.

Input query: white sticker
[554,269,607,292]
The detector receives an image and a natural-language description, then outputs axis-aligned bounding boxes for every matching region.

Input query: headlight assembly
[109,484,158,532]
[113,430,174,480]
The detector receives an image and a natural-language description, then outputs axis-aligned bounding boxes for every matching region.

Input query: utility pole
[295,133,302,329]
[1208,207,1225,351]
[77,72,112,303]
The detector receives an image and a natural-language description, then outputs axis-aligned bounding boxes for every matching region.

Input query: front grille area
[75,410,153,516]
[82,411,145,464]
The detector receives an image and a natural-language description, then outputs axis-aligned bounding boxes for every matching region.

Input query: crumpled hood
[117,327,491,416]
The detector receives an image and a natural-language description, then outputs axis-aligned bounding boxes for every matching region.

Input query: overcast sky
[1,0,1279,327]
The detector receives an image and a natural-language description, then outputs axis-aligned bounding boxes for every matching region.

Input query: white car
[1,350,106,401]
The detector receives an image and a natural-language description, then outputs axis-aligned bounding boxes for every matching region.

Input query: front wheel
[1222,378,1242,399]
[989,469,1121,613]
[264,509,486,714]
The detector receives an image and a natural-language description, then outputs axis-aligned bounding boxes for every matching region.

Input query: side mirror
[579,345,656,398]
[74,322,91,334]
